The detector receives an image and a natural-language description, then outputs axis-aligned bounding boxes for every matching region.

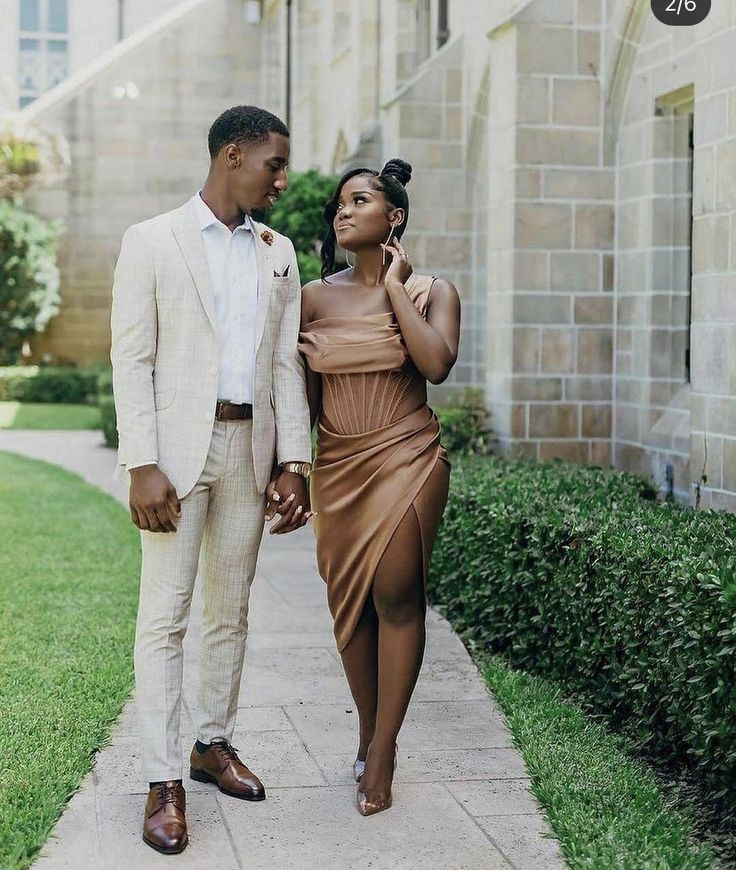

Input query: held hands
[382,238,413,288]
[129,464,181,532]
[264,470,313,534]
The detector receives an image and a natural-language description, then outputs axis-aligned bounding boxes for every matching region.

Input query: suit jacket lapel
[171,202,216,331]
[253,223,272,352]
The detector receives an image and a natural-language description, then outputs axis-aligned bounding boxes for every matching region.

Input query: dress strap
[405,273,436,319]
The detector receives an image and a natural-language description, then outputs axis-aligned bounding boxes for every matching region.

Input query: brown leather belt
[215,401,253,421]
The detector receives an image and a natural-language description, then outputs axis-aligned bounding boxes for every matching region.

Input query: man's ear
[224,143,240,169]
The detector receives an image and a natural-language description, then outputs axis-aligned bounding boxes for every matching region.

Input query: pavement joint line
[215,791,245,870]
[440,780,515,868]
[280,706,332,786]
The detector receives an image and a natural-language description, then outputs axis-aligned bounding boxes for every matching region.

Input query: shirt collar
[192,191,254,234]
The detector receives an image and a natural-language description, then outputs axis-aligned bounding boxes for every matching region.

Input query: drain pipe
[285,0,292,128]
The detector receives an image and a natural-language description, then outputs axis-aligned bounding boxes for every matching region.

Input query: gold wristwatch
[281,461,312,479]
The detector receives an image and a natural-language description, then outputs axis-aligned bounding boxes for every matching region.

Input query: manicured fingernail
[287,493,295,502]
[296,506,303,514]
[273,493,281,501]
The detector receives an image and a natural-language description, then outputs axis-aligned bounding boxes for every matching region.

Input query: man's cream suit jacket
[110,197,312,497]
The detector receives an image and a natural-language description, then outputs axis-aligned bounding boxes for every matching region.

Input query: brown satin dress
[299,274,450,652]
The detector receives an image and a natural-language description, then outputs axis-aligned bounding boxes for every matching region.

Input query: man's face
[229,132,290,213]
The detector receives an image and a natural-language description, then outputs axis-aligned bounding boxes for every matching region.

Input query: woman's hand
[265,471,313,534]
[382,238,413,288]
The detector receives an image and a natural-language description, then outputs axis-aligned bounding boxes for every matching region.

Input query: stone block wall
[612,0,736,506]
[503,0,614,464]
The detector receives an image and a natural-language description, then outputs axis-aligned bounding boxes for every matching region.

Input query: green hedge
[0,367,99,404]
[436,388,493,456]
[429,455,736,814]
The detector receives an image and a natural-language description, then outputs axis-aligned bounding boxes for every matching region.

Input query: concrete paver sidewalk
[0,430,565,869]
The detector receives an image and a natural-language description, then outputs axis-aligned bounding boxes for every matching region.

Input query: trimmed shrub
[430,455,736,814]
[0,366,99,404]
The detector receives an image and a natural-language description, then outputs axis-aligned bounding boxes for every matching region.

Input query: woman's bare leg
[359,505,425,802]
[339,596,379,761]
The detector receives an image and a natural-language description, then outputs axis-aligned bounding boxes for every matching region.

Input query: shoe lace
[212,741,240,766]
[158,782,182,807]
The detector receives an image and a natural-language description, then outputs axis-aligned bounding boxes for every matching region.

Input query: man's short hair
[208,105,289,158]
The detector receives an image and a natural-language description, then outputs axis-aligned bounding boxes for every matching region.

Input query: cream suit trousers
[134,419,263,782]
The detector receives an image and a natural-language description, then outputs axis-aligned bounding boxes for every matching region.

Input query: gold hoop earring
[345,250,355,268]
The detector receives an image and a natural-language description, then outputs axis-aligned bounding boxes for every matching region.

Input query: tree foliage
[261,168,338,284]
[0,199,61,364]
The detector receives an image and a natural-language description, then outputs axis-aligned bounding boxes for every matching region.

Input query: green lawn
[0,402,100,430]
[0,451,140,870]
[480,653,717,868]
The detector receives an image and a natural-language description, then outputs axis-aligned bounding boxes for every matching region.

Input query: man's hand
[265,470,312,534]
[129,464,181,532]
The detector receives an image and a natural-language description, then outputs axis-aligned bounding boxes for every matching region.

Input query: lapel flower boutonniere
[260,229,274,246]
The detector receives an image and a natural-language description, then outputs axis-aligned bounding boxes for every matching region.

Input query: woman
[299,159,460,816]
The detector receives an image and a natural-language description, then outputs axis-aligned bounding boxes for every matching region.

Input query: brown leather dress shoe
[142,780,188,854]
[189,741,266,801]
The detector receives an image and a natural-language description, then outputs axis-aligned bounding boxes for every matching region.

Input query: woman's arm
[301,284,323,428]
[305,365,322,429]
[383,241,461,384]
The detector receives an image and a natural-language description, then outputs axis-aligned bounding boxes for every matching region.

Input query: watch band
[281,461,312,478]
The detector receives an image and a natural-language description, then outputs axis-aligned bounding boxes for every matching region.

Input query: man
[111,105,312,854]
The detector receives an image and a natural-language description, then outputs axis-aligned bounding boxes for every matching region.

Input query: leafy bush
[0,200,61,364]
[95,366,117,448]
[0,365,99,404]
[430,455,736,815]
[261,169,338,283]
[98,395,117,448]
[436,388,494,455]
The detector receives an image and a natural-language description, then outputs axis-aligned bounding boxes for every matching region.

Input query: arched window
[18,0,68,107]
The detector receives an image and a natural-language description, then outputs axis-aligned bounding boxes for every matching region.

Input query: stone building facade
[5,0,736,510]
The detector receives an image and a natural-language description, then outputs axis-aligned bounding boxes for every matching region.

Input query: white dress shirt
[192,191,259,404]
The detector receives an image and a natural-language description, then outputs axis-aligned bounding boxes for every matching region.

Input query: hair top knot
[380,158,412,187]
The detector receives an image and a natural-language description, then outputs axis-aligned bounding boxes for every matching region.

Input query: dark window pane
[19,0,40,31]
[20,95,36,108]
[48,39,67,52]
[48,0,68,32]
[20,37,40,50]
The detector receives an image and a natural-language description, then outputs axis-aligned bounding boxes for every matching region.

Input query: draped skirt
[310,403,450,651]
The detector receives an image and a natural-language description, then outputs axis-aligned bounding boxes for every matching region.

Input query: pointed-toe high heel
[355,745,398,816]
[357,783,393,816]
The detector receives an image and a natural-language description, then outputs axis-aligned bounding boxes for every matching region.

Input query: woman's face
[333,174,398,251]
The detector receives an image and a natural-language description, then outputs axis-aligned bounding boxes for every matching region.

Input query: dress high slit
[299,274,450,652]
